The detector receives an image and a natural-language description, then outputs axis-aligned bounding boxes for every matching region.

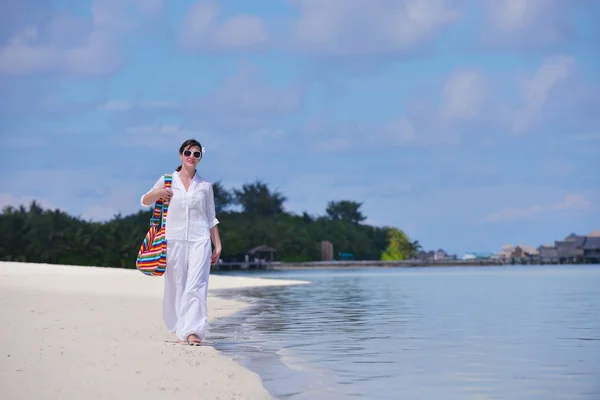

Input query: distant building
[434,249,447,260]
[413,250,432,261]
[511,245,538,259]
[319,241,334,261]
[247,245,277,262]
[500,244,515,259]
[462,252,494,260]
[564,233,587,247]
[537,245,559,264]
[496,232,600,265]
[555,241,578,262]
[539,233,600,264]
[583,237,600,263]
[555,233,586,263]
[414,249,456,262]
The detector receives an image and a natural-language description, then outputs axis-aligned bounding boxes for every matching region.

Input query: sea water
[208,265,600,399]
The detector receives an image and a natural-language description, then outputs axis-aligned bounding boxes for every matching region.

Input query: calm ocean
[208,265,600,400]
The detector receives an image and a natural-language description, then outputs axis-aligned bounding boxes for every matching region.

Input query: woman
[140,139,222,346]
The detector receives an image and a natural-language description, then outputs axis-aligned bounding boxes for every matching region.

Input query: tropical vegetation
[0,180,421,268]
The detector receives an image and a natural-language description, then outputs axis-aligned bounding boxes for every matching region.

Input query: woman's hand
[211,245,221,265]
[156,188,173,201]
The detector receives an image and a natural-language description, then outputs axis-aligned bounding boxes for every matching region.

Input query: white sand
[0,262,308,400]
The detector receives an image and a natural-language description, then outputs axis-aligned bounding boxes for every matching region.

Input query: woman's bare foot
[187,334,202,346]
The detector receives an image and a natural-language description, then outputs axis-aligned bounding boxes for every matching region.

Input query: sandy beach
[0,262,307,400]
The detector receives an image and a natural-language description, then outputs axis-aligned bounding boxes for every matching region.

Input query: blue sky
[1,0,599,257]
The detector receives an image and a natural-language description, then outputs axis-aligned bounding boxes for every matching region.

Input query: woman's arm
[141,188,171,206]
[207,182,222,264]
[140,175,171,207]
[210,225,222,264]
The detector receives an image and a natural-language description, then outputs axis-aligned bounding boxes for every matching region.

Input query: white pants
[163,238,212,341]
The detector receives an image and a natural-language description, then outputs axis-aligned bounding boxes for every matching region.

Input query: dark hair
[176,139,202,172]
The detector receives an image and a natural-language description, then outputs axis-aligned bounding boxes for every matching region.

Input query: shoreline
[0,261,308,400]
[213,259,517,271]
[269,259,504,268]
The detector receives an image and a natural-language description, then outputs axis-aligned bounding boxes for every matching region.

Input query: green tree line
[0,180,422,268]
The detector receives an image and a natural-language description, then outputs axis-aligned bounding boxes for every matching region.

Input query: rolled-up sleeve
[206,183,219,228]
[140,176,164,207]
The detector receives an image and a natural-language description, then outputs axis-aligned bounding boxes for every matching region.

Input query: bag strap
[161,174,173,228]
[150,174,173,228]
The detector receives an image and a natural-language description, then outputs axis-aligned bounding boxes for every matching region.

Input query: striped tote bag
[136,174,172,276]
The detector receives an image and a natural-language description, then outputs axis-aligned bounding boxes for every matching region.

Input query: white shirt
[140,171,219,241]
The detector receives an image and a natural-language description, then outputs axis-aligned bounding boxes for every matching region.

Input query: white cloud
[298,116,368,152]
[0,193,55,211]
[314,138,352,151]
[381,117,418,145]
[2,168,156,222]
[98,100,178,111]
[253,128,286,142]
[176,61,303,131]
[298,53,592,152]
[99,100,133,111]
[483,193,592,223]
[0,26,115,76]
[290,0,461,56]
[0,0,161,77]
[440,69,488,121]
[540,160,576,180]
[124,125,205,148]
[198,61,300,114]
[575,133,600,142]
[557,194,592,211]
[378,68,490,147]
[481,0,588,50]
[376,54,590,148]
[81,205,121,222]
[0,187,121,222]
[179,1,269,51]
[282,173,412,218]
[129,0,166,18]
[511,55,575,134]
[97,62,302,129]
[127,125,195,135]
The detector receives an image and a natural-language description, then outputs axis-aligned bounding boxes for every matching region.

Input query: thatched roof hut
[247,245,276,261]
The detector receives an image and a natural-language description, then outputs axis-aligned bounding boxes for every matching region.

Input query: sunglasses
[183,150,202,159]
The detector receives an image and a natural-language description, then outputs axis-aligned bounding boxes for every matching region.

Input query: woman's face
[180,145,202,168]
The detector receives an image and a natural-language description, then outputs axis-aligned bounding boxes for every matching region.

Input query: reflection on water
[208,265,600,399]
